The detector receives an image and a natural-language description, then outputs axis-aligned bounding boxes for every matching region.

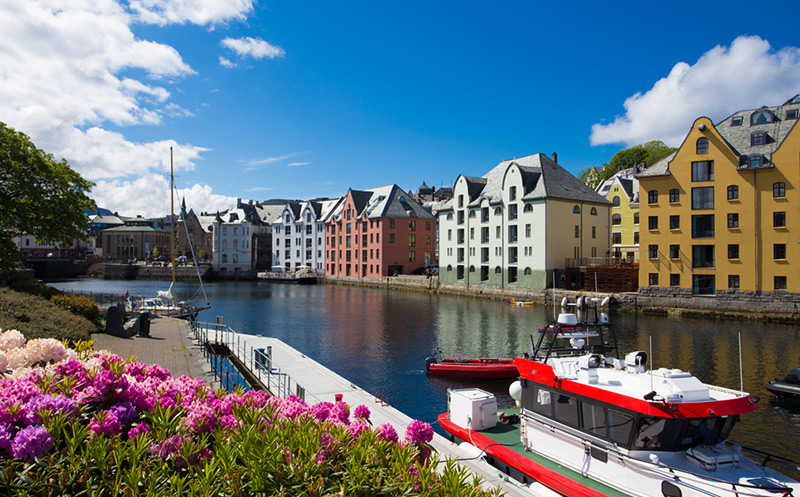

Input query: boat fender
[509,380,522,406]
[560,296,568,308]
[577,296,584,309]
[424,357,438,371]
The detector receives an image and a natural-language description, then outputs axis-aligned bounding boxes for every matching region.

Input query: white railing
[191,320,320,403]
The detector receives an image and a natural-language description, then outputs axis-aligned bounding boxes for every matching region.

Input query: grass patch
[0,287,94,342]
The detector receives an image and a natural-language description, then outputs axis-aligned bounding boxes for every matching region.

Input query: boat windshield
[633,416,737,452]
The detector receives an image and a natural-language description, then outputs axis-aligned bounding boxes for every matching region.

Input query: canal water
[49,279,800,478]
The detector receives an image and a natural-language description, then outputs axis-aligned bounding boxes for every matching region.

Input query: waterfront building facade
[326,184,436,278]
[176,207,212,261]
[438,153,611,290]
[595,166,645,262]
[637,95,800,294]
[211,203,256,274]
[102,217,170,260]
[270,199,339,273]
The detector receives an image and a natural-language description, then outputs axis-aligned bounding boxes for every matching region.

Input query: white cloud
[245,186,273,192]
[0,0,276,218]
[242,152,305,172]
[219,56,236,68]
[590,36,800,147]
[221,36,285,60]
[287,162,310,167]
[93,175,236,218]
[130,0,254,26]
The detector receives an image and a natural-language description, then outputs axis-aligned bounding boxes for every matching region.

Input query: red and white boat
[425,357,518,379]
[440,310,800,497]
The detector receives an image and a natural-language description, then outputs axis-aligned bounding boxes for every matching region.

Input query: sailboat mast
[170,147,176,305]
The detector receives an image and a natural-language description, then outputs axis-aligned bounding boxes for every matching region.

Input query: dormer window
[731,116,743,126]
[786,109,799,120]
[749,155,762,168]
[751,109,775,125]
[751,131,766,146]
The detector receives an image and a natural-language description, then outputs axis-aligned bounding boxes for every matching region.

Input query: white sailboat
[130,147,210,320]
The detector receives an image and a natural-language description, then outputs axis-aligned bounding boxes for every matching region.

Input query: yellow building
[596,167,643,261]
[638,95,800,294]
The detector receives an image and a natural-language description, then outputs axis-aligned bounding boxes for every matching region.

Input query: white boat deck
[229,331,552,497]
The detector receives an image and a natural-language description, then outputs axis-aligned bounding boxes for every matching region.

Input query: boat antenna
[169,147,176,307]
[738,331,744,391]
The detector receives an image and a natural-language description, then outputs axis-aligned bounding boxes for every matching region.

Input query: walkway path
[90,317,216,385]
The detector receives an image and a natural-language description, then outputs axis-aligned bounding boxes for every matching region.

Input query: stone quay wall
[616,286,800,323]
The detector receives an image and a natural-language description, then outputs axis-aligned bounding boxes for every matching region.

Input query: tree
[0,122,95,272]
[608,140,676,173]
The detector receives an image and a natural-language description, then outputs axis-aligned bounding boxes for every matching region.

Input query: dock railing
[191,320,319,402]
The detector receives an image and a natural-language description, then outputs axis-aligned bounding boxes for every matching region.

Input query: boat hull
[427,359,518,379]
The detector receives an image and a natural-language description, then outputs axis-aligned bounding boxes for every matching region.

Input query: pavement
[90,316,217,385]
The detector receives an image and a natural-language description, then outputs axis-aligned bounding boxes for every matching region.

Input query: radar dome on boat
[509,380,522,405]
[557,313,578,326]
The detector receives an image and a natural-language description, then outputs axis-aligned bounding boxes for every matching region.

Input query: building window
[775,276,787,290]
[696,137,709,154]
[774,244,786,260]
[496,226,501,239]
[612,214,622,225]
[787,109,799,120]
[727,185,738,200]
[648,273,659,286]
[633,212,639,225]
[613,196,620,207]
[522,204,532,214]
[691,161,714,182]
[612,232,621,245]
[774,211,786,228]
[749,155,762,169]
[458,195,464,208]
[693,275,715,295]
[751,131,766,146]
[409,251,416,262]
[592,226,596,239]
[669,215,680,230]
[494,207,502,216]
[731,116,743,126]
[389,234,395,243]
[590,207,597,215]
[648,190,658,204]
[669,244,680,259]
[729,275,740,289]
[573,205,580,214]
[670,274,680,287]
[648,216,658,230]
[389,219,395,228]
[669,189,679,202]
[728,213,739,228]
[692,215,714,238]
[509,186,517,201]
[728,244,739,259]
[633,231,639,244]
[692,245,715,268]
[409,234,416,247]
[692,187,714,209]
[447,229,452,241]
[574,225,579,238]
[648,245,658,259]
[409,220,416,231]
[751,109,774,125]
[509,204,518,220]
[773,182,785,198]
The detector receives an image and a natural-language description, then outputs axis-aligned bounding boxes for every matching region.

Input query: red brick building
[326,184,436,278]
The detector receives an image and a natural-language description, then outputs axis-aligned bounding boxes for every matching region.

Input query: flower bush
[0,329,502,496]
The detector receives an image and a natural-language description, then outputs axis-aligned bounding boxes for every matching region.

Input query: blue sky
[2,1,799,217]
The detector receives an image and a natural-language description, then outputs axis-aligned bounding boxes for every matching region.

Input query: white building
[269,199,339,272]
[438,153,611,290]
[211,206,255,274]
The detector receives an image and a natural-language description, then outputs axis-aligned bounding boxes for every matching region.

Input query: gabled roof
[338,184,434,220]
[715,99,800,163]
[637,151,676,178]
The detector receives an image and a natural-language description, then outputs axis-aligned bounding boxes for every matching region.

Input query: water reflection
[49,278,800,478]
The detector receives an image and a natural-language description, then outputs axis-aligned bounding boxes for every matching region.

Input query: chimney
[551,152,558,163]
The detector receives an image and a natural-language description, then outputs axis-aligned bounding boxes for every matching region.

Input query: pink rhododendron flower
[311,402,333,421]
[330,402,350,425]
[186,403,217,433]
[89,412,122,437]
[128,422,152,441]
[375,423,399,444]
[349,418,368,438]
[404,420,433,444]
[353,404,370,421]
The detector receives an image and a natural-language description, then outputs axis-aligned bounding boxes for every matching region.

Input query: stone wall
[616,287,800,322]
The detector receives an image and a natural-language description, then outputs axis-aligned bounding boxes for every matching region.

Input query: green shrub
[0,287,94,342]
[51,294,100,321]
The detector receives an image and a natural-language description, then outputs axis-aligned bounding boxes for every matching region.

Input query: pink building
[326,185,436,278]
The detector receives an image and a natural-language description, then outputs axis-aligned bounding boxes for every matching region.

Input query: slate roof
[102,225,169,234]
[637,151,676,178]
[334,184,434,220]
